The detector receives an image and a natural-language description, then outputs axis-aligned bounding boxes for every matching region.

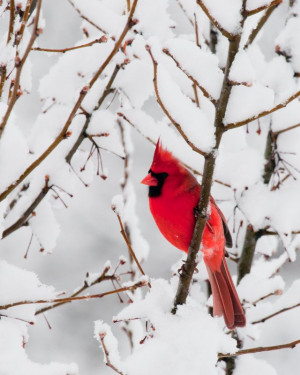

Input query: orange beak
[141,173,158,186]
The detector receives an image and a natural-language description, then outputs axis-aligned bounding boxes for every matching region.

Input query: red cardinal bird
[141,140,246,329]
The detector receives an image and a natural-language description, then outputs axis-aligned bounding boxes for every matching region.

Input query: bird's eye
[148,169,152,174]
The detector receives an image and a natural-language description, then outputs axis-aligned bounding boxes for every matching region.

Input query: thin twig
[225,91,300,131]
[218,339,300,359]
[273,122,300,136]
[252,302,300,325]
[67,0,108,34]
[113,211,151,288]
[194,13,200,47]
[0,280,147,311]
[32,36,107,53]
[197,0,236,40]
[0,0,139,202]
[36,264,114,315]
[99,333,124,375]
[0,65,7,100]
[146,46,207,157]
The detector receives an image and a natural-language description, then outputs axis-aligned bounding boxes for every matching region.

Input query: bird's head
[141,139,194,197]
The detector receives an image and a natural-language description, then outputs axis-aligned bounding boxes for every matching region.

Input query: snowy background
[1,0,300,374]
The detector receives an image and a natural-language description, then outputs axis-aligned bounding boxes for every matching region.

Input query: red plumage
[141,140,246,329]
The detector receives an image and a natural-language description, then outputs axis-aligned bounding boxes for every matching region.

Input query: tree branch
[65,63,121,164]
[197,0,236,40]
[163,48,217,105]
[146,46,207,157]
[273,122,300,136]
[7,0,15,44]
[0,0,139,203]
[245,2,281,48]
[2,184,50,239]
[32,36,108,53]
[252,302,300,325]
[35,263,114,315]
[0,279,147,311]
[173,27,243,311]
[225,91,300,131]
[244,3,279,49]
[99,332,124,375]
[218,339,300,359]
[112,209,151,289]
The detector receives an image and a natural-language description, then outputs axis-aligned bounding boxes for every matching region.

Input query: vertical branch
[173,34,242,310]
[7,0,15,44]
[237,130,276,284]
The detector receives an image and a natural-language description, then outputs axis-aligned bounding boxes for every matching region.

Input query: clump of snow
[0,320,78,375]
[229,50,256,84]
[156,64,215,153]
[0,117,31,192]
[165,38,223,100]
[30,199,60,253]
[111,194,124,216]
[111,279,236,375]
[238,254,286,303]
[234,355,277,375]
[256,235,278,257]
[200,0,242,35]
[87,109,116,135]
[0,260,56,306]
[115,60,153,108]
[224,84,274,125]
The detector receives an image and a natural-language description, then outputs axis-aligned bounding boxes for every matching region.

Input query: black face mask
[148,169,168,197]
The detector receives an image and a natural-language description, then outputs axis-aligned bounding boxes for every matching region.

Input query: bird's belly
[149,196,196,252]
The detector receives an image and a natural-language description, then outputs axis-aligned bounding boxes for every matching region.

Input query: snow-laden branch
[197,0,236,40]
[0,278,148,311]
[246,0,282,17]
[163,48,217,105]
[225,90,300,130]
[0,0,139,203]
[146,46,207,157]
[35,261,115,315]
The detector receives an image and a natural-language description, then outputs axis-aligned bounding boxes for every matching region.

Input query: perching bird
[141,140,246,329]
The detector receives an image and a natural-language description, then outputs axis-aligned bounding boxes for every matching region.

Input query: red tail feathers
[206,257,246,329]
